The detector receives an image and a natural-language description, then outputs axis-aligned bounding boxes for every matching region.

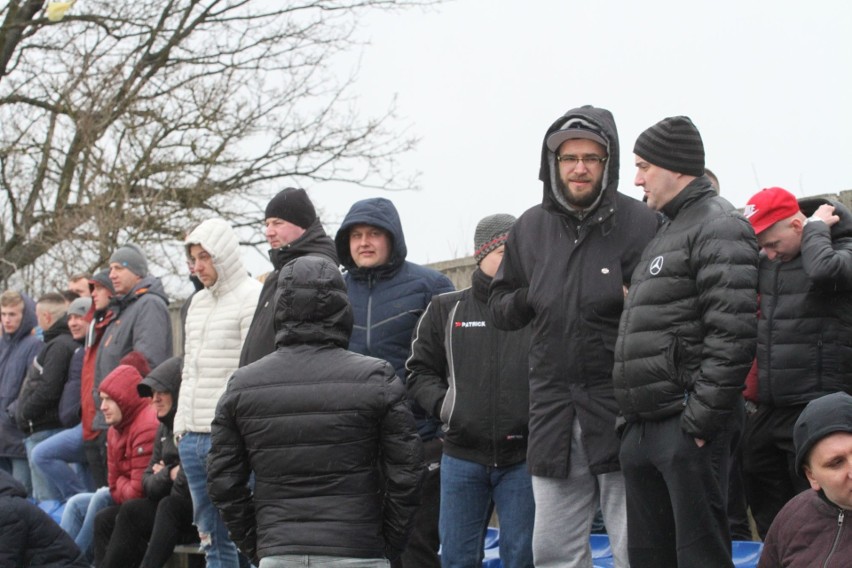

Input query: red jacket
[81,310,114,441]
[100,365,157,504]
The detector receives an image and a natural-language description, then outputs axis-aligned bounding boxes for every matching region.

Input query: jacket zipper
[822,509,845,568]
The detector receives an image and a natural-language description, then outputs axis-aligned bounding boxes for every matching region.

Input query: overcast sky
[286,1,852,267]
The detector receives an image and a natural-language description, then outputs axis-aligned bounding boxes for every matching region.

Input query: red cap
[743,187,801,235]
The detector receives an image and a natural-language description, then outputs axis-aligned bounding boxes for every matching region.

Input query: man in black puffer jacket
[0,468,88,567]
[489,105,657,567]
[238,187,338,367]
[208,256,424,566]
[739,186,852,538]
[613,116,758,568]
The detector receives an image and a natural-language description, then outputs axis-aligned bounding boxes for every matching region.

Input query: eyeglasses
[556,154,608,167]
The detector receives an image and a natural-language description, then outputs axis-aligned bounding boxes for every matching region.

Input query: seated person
[94,357,200,568]
[60,362,157,562]
[0,468,88,567]
[759,392,852,567]
[30,297,96,505]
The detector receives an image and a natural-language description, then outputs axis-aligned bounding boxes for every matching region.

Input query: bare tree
[0,0,426,293]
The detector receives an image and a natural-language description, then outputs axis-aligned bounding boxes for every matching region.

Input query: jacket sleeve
[208,387,257,562]
[172,367,189,438]
[379,371,425,561]
[800,223,852,289]
[16,341,73,426]
[682,214,758,440]
[142,425,172,501]
[111,418,156,504]
[405,298,450,418]
[488,229,535,330]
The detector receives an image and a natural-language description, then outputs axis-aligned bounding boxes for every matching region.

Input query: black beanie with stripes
[634,116,705,177]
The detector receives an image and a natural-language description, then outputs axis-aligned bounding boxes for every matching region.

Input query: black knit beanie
[793,392,852,477]
[633,116,705,177]
[474,214,516,264]
[264,188,317,229]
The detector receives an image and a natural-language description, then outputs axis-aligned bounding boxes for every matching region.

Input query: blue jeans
[60,486,114,562]
[23,427,63,501]
[31,424,94,501]
[439,454,534,568]
[0,456,32,496]
[260,557,389,567]
[179,432,240,568]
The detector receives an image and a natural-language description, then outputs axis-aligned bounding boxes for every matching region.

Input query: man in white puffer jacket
[175,218,261,568]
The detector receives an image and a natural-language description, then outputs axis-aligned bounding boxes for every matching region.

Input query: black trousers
[94,495,199,568]
[620,412,738,568]
[83,430,108,488]
[392,438,441,568]
[741,404,810,538]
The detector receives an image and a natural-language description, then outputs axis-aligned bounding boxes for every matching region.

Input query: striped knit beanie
[474,214,516,264]
[633,116,705,177]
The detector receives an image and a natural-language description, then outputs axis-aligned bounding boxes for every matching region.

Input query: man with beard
[489,105,657,567]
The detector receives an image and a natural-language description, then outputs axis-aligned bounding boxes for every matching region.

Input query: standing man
[239,187,337,367]
[489,105,657,567]
[208,256,424,567]
[175,218,262,568]
[0,291,42,494]
[739,186,852,537]
[94,244,172,432]
[407,214,535,568]
[68,274,92,298]
[336,197,454,568]
[613,116,758,567]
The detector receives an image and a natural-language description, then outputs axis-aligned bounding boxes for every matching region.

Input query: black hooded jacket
[755,198,852,406]
[0,469,88,567]
[208,257,424,563]
[140,356,190,501]
[15,315,81,435]
[239,218,337,367]
[613,177,759,440]
[488,105,658,477]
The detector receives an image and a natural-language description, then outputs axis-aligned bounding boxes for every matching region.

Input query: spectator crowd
[1,106,851,568]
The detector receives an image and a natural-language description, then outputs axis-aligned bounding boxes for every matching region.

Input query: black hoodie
[489,105,658,477]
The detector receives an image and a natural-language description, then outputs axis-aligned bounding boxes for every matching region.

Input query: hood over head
[137,356,183,426]
[539,105,620,219]
[99,364,149,430]
[1,292,37,344]
[185,218,248,295]
[274,256,352,349]
[334,197,406,274]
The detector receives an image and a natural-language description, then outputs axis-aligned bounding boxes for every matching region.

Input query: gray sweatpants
[531,418,629,568]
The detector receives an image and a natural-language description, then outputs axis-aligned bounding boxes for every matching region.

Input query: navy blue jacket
[0,293,42,457]
[335,198,454,441]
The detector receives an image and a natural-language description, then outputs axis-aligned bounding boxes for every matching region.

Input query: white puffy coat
[174,219,262,435]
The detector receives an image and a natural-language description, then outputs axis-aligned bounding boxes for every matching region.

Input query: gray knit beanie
[633,116,705,177]
[474,214,516,264]
[109,244,148,277]
[793,392,852,477]
[67,297,92,317]
[88,269,115,295]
